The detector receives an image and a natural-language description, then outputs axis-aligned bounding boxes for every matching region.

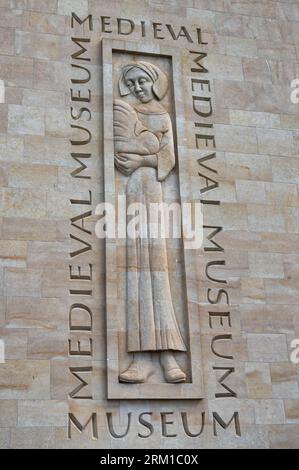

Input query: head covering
[119,61,169,101]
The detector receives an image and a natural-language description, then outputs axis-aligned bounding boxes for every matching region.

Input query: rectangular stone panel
[102,39,203,399]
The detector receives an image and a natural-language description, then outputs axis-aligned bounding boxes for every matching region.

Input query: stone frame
[102,38,203,400]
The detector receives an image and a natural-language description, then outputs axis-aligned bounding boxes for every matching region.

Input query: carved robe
[114,99,186,352]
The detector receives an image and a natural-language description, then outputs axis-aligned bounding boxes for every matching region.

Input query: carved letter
[161,412,177,437]
[189,51,208,73]
[70,125,91,146]
[193,96,213,117]
[204,226,223,252]
[68,412,97,439]
[117,18,135,35]
[211,334,233,360]
[68,338,93,356]
[209,312,231,328]
[207,288,229,305]
[71,13,93,30]
[206,260,227,283]
[69,366,93,399]
[101,16,112,33]
[166,24,193,43]
[70,234,91,258]
[181,412,205,437]
[69,304,92,331]
[71,38,91,62]
[71,211,92,235]
[71,153,91,179]
[213,412,241,436]
[213,367,236,398]
[107,413,131,438]
[138,412,154,438]
[71,64,91,84]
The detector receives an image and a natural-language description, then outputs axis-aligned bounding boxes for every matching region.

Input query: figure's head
[124,67,154,103]
[119,61,168,102]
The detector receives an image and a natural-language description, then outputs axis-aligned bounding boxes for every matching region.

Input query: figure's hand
[114,153,143,176]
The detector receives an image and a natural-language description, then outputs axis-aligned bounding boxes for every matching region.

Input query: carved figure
[114,61,186,383]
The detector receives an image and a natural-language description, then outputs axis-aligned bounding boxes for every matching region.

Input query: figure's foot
[160,351,186,383]
[119,360,153,383]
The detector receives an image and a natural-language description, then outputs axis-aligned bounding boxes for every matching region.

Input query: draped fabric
[113,99,186,352]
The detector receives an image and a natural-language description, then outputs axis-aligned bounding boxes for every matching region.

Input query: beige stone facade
[0,0,298,449]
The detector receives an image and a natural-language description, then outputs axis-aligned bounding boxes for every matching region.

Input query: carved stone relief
[114,61,187,384]
[103,40,203,399]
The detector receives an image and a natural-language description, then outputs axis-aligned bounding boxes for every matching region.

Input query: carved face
[124,68,154,103]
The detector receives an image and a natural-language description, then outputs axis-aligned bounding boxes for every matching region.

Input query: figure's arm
[156,115,175,182]
[142,154,158,168]
[114,152,157,176]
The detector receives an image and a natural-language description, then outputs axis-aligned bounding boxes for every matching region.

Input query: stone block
[206,53,244,81]
[8,105,45,136]
[8,163,58,190]
[5,267,42,297]
[0,327,27,359]
[0,188,47,218]
[243,58,272,84]
[0,360,50,399]
[265,279,299,305]
[270,364,299,399]
[0,105,7,134]
[245,363,272,399]
[265,182,299,207]
[248,252,284,279]
[254,399,285,425]
[284,207,299,234]
[11,427,55,449]
[225,153,272,182]
[28,11,66,35]
[27,0,58,13]
[272,157,299,185]
[23,135,70,165]
[241,278,265,304]
[215,13,252,38]
[236,180,266,204]
[247,204,285,233]
[34,60,69,91]
[0,8,27,28]
[0,400,17,427]
[0,56,33,88]
[0,134,24,163]
[27,329,67,359]
[247,334,289,362]
[2,217,57,241]
[6,297,66,329]
[229,110,280,128]
[15,31,67,61]
[0,28,14,55]
[241,304,294,335]
[57,0,88,16]
[0,429,10,449]
[0,165,8,188]
[18,400,68,426]
[215,124,257,154]
[22,89,66,107]
[257,129,294,157]
[269,425,299,449]
[225,37,257,58]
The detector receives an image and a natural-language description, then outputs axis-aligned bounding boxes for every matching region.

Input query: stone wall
[0,0,298,449]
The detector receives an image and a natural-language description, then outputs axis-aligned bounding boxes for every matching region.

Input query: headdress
[118,61,168,100]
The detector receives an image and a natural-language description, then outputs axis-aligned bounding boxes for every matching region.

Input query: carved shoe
[119,361,153,383]
[163,367,186,383]
[160,351,187,383]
